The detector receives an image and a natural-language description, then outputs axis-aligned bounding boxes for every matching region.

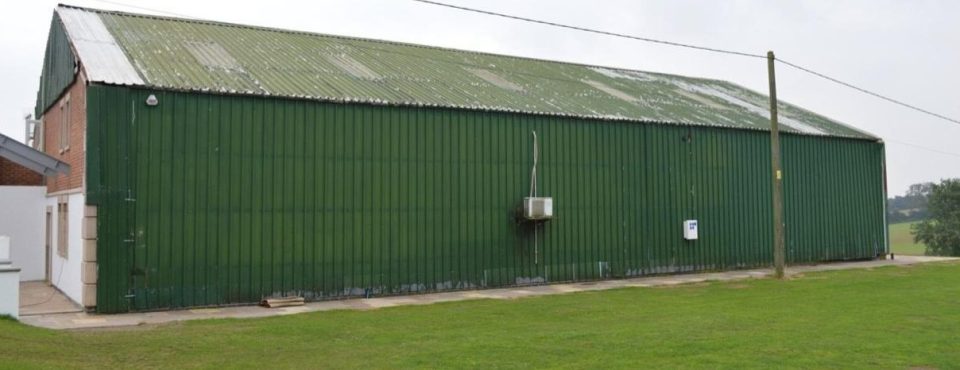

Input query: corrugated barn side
[87,85,886,313]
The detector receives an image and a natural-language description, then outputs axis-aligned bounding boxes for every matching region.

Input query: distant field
[890,221,926,255]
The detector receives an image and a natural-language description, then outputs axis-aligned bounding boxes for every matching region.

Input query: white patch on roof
[56,7,144,85]
[466,68,523,92]
[671,80,825,134]
[778,115,827,135]
[590,67,657,82]
[183,41,243,71]
[324,53,381,80]
[672,88,729,110]
[583,80,639,103]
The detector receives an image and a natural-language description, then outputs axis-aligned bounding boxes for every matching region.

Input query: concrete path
[19,255,956,330]
[19,281,83,316]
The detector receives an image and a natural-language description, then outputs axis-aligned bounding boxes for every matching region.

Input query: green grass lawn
[890,221,927,255]
[3,262,960,369]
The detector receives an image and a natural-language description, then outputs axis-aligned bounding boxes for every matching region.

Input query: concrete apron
[18,255,957,330]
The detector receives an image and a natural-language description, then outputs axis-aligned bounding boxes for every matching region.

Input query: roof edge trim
[0,134,71,177]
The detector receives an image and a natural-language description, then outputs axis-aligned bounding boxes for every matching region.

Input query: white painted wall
[0,186,46,281]
[0,265,19,319]
[45,192,84,305]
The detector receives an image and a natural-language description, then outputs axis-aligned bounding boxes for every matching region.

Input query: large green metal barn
[34,5,886,313]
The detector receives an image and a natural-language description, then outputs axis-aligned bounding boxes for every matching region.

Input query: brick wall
[0,157,43,186]
[41,72,86,193]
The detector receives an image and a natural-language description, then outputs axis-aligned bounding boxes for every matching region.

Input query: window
[57,202,68,258]
[59,94,71,153]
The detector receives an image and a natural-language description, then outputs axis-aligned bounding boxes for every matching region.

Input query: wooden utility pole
[767,51,786,279]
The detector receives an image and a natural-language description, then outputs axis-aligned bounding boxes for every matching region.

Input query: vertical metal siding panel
[786,136,796,262]
[251,97,265,300]
[814,137,826,261]
[501,112,514,285]
[182,92,197,306]
[589,120,601,276]
[464,110,474,286]
[154,91,169,307]
[605,121,617,276]
[374,106,387,292]
[779,135,886,264]
[800,136,812,262]
[707,130,718,269]
[723,130,735,269]
[138,90,155,310]
[192,93,209,306]
[670,126,683,271]
[215,94,229,305]
[734,131,746,267]
[304,103,316,297]
[695,130,705,269]
[309,102,322,296]
[383,106,394,293]
[170,92,185,308]
[120,86,135,312]
[483,112,494,286]
[318,103,331,296]
[649,126,663,272]
[282,100,294,294]
[622,122,631,273]
[428,105,439,289]
[732,131,743,267]
[358,105,370,292]
[260,99,273,297]
[36,15,77,118]
[448,108,459,288]
[595,121,606,278]
[274,98,285,294]
[93,87,887,312]
[641,123,653,273]
[294,101,306,296]
[479,112,491,286]
[410,107,422,290]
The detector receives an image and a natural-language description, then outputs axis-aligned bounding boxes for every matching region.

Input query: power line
[413,0,960,127]
[776,59,960,125]
[411,0,766,59]
[84,0,198,19]
[887,139,960,158]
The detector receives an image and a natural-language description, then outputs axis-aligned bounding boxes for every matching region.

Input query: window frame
[59,93,71,153]
[57,202,68,259]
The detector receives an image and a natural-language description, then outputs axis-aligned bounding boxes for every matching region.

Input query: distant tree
[887,181,934,224]
[913,179,960,256]
[907,182,934,198]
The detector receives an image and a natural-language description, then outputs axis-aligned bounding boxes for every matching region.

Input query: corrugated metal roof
[56,7,143,86]
[56,5,876,139]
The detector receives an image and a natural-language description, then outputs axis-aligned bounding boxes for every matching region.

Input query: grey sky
[2,0,957,195]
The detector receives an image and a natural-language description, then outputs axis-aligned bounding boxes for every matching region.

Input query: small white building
[0,132,71,315]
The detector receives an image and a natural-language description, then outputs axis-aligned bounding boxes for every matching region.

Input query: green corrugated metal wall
[87,85,886,313]
[35,13,76,118]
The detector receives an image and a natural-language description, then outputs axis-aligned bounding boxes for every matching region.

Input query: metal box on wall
[523,197,553,221]
[683,220,699,240]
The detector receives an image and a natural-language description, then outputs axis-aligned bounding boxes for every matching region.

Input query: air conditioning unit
[523,197,553,221]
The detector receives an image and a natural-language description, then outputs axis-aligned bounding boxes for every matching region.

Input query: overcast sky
[2,0,957,195]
